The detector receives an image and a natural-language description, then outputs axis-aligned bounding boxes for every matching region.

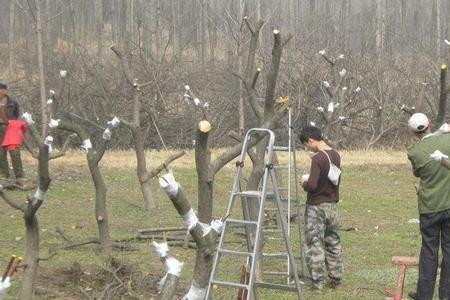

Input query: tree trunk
[35,0,48,137]
[19,214,39,300]
[88,156,112,255]
[133,128,156,210]
[8,0,15,74]
[95,0,104,61]
[376,0,385,55]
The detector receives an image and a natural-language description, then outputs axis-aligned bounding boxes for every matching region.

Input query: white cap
[408,113,429,132]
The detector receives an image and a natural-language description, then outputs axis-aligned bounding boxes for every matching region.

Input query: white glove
[432,123,450,136]
[0,277,11,300]
[430,150,449,162]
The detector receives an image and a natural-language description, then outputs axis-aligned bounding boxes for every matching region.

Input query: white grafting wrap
[193,98,200,106]
[47,99,53,104]
[0,277,10,299]
[102,128,112,140]
[22,112,34,125]
[165,257,183,276]
[210,219,223,234]
[34,188,46,201]
[202,219,223,237]
[158,171,179,197]
[182,283,206,300]
[327,102,334,112]
[44,136,54,153]
[152,241,169,258]
[182,208,198,231]
[59,70,67,78]
[81,139,92,151]
[48,119,60,128]
[49,90,55,95]
[108,117,121,128]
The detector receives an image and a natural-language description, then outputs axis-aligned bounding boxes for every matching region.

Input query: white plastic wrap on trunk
[165,257,183,276]
[159,171,180,197]
[152,241,169,258]
[202,219,223,236]
[182,283,206,300]
[102,128,112,140]
[22,112,34,125]
[34,188,46,201]
[0,277,10,300]
[182,208,199,231]
[47,98,53,105]
[48,119,60,128]
[327,102,334,113]
[44,136,54,153]
[107,117,121,128]
[49,89,55,95]
[81,139,92,151]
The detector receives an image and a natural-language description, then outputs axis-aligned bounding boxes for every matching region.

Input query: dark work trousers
[416,209,450,300]
[0,124,23,179]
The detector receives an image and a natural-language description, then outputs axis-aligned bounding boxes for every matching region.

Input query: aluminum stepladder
[204,128,304,300]
[263,107,306,284]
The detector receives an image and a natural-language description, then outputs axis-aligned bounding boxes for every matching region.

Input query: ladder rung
[272,146,290,151]
[264,207,289,212]
[263,271,289,275]
[262,252,287,258]
[274,165,289,169]
[234,191,261,198]
[264,229,283,233]
[226,218,258,226]
[218,248,253,257]
[211,280,248,289]
[255,282,300,292]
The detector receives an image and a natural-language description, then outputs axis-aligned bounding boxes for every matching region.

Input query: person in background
[299,125,343,290]
[0,82,24,186]
[406,113,450,300]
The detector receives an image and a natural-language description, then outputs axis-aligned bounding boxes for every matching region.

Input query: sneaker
[327,278,342,289]
[408,292,420,300]
[311,280,324,291]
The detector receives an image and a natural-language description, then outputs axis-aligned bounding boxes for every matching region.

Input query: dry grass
[38,149,410,171]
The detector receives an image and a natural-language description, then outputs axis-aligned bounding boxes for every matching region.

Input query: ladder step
[264,207,289,212]
[234,191,261,198]
[263,271,289,276]
[262,252,287,258]
[255,282,300,292]
[218,248,253,257]
[211,280,248,289]
[226,218,258,226]
[272,146,290,151]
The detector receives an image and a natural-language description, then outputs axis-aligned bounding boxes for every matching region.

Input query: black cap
[0,82,7,90]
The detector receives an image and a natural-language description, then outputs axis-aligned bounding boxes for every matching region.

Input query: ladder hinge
[265,163,274,170]
[236,161,244,168]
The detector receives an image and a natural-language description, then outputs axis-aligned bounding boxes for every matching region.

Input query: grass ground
[0,149,432,299]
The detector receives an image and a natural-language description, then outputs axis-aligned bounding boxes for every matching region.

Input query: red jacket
[2,120,28,150]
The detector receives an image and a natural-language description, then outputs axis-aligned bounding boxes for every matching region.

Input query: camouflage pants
[305,203,343,286]
[0,125,24,179]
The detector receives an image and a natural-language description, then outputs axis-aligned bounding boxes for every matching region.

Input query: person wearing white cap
[406,113,450,300]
